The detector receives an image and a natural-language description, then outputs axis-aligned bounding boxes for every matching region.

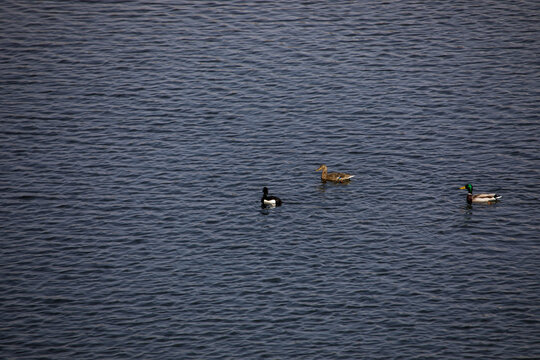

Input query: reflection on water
[316,181,353,193]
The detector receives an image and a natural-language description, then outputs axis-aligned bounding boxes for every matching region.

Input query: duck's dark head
[459,184,473,193]
[263,187,269,195]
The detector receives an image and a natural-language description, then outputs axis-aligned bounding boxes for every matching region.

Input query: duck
[459,183,502,204]
[261,187,282,208]
[316,164,354,183]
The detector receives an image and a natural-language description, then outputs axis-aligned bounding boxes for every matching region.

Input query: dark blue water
[1,1,539,359]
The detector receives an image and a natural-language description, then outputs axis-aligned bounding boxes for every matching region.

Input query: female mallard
[459,184,501,204]
[261,187,282,208]
[316,164,354,183]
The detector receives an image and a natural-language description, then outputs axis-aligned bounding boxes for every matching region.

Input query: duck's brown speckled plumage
[316,164,354,183]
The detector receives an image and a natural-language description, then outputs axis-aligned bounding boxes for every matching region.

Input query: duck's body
[316,164,354,183]
[261,187,282,208]
[459,184,501,204]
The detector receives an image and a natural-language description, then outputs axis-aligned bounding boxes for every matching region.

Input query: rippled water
[1,1,539,359]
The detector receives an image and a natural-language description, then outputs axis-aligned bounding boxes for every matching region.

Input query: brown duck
[316,164,354,183]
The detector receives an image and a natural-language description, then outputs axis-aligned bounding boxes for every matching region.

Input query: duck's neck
[467,193,472,204]
[321,168,327,180]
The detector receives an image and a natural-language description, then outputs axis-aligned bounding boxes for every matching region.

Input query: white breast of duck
[261,187,282,207]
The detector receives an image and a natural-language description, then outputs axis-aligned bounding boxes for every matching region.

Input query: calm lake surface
[1,1,539,359]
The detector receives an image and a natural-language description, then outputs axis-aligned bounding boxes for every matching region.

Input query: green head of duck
[459,184,473,193]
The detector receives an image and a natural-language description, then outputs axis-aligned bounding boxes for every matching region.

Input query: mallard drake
[316,164,354,183]
[261,187,282,208]
[459,184,502,204]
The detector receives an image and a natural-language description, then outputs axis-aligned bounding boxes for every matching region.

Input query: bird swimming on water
[459,183,502,204]
[316,164,354,183]
[261,187,282,208]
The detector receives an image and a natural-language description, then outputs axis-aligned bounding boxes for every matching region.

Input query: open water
[1,1,539,359]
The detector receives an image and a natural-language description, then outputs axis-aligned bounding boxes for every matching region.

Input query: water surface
[1,1,539,359]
